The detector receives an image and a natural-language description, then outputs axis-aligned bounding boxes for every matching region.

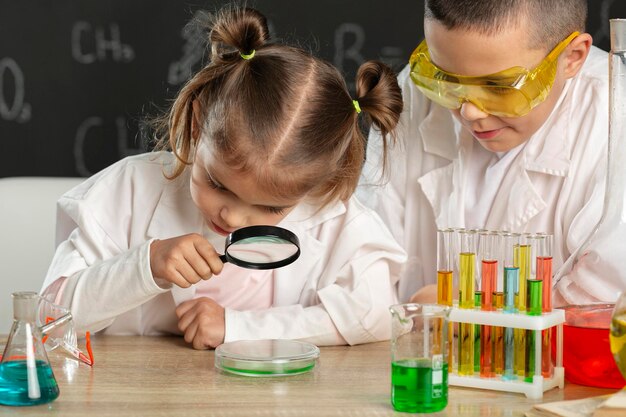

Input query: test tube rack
[447,306,564,399]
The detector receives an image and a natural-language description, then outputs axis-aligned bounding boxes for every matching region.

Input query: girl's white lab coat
[359,46,625,305]
[41,152,406,346]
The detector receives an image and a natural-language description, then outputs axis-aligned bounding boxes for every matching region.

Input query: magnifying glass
[218,225,300,270]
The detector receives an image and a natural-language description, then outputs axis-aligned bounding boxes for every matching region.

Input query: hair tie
[352,99,362,114]
[240,50,256,60]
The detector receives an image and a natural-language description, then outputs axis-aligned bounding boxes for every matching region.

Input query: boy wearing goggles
[359,0,624,306]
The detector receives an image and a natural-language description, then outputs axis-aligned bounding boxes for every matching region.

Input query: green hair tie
[240,50,256,60]
[352,99,362,114]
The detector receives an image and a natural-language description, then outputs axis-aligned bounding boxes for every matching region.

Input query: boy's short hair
[424,0,587,50]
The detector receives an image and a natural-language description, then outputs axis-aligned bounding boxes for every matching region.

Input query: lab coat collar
[519,78,573,177]
[270,200,344,305]
[419,103,461,162]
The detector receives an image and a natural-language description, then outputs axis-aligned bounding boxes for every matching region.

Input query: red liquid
[554,324,626,388]
[481,260,497,310]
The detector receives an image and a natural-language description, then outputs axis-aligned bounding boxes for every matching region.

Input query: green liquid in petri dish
[0,360,60,406]
[220,363,315,376]
[391,358,448,413]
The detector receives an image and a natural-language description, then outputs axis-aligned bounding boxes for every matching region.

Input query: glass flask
[610,291,626,381]
[0,292,60,406]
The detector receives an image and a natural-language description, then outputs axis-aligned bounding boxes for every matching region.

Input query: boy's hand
[150,234,224,288]
[176,297,225,349]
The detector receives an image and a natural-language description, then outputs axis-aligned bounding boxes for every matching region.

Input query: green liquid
[0,360,59,406]
[391,359,448,413]
[220,364,314,376]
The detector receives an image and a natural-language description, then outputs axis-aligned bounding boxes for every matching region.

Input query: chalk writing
[74,116,146,176]
[0,57,31,123]
[71,22,134,64]
[168,11,207,85]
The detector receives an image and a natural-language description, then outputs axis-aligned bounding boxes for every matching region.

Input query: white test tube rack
[447,306,565,399]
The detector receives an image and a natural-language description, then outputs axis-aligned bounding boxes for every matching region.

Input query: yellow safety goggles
[409,32,579,117]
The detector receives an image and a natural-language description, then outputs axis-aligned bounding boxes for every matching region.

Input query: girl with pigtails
[41,6,406,349]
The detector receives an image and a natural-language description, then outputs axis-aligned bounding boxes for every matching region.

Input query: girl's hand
[176,297,225,349]
[150,234,224,288]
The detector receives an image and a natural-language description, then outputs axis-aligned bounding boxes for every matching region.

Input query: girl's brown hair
[155,6,403,208]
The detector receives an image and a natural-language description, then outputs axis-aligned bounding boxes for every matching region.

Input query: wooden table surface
[0,336,616,416]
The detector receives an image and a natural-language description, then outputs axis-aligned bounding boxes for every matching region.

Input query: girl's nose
[459,101,490,121]
[220,205,247,230]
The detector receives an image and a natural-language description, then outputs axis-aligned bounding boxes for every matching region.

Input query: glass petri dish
[215,339,320,377]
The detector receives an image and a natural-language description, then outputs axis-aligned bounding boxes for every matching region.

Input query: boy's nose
[459,101,490,121]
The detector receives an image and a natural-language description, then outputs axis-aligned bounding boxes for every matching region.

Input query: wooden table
[0,336,615,416]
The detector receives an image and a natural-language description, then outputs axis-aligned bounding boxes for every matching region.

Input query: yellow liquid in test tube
[458,253,475,375]
[436,270,453,368]
[437,271,453,306]
[513,245,529,376]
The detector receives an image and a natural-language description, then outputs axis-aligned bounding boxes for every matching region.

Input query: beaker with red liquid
[552,304,626,388]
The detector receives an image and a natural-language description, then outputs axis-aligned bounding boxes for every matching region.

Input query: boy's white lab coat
[359,46,625,305]
[41,152,406,346]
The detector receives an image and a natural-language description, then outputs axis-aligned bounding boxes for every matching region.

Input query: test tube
[500,232,519,380]
[459,230,477,309]
[536,233,553,312]
[514,234,531,377]
[501,233,519,313]
[514,234,531,312]
[537,233,554,378]
[474,291,482,373]
[437,229,454,307]
[525,279,543,382]
[458,230,476,376]
[435,229,454,369]
[479,231,497,310]
[492,292,505,375]
[479,231,497,377]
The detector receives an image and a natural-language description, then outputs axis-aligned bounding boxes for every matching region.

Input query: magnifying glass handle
[219,254,228,263]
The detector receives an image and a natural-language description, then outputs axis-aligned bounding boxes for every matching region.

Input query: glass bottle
[0,292,60,406]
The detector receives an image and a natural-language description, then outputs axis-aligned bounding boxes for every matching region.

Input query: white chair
[0,177,83,332]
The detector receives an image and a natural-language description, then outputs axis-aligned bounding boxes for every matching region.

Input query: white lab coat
[41,152,406,346]
[358,46,625,305]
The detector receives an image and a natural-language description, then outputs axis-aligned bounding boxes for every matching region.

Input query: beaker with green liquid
[0,292,60,406]
[390,303,450,413]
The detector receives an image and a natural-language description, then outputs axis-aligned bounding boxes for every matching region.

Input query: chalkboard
[1,0,624,178]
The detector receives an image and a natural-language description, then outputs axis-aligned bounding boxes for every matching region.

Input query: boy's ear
[562,33,593,79]
[191,99,201,141]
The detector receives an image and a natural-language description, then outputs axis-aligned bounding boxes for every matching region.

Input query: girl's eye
[265,207,285,215]
[207,174,226,190]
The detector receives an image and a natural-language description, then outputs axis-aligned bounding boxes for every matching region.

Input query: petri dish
[215,339,320,377]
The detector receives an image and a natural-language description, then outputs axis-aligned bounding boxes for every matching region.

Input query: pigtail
[354,61,403,174]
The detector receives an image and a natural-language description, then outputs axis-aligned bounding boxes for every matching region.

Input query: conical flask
[0,292,60,406]
[554,19,626,303]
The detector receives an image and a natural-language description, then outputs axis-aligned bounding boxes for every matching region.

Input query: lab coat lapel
[484,162,546,232]
[486,85,572,232]
[146,170,200,304]
[271,203,339,306]
[417,106,466,228]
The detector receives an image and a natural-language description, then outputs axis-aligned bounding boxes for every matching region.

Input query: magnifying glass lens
[220,225,301,270]
[226,236,299,263]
